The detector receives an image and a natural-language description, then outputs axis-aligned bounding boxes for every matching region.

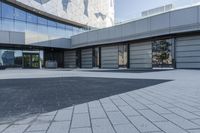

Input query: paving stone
[15,116,37,125]
[92,118,115,133]
[27,123,50,132]
[41,111,57,116]
[191,119,200,125]
[25,131,46,133]
[155,121,188,133]
[118,105,140,117]
[36,115,54,123]
[54,109,72,121]
[168,108,200,120]
[2,125,29,133]
[89,107,107,119]
[114,124,139,133]
[174,103,199,112]
[146,104,171,114]
[47,121,70,133]
[0,124,9,132]
[71,113,90,128]
[128,115,160,132]
[101,103,118,112]
[88,101,101,108]
[107,111,130,125]
[111,99,128,106]
[74,103,88,114]
[188,129,200,133]
[70,127,92,133]
[138,109,167,122]
[162,114,200,129]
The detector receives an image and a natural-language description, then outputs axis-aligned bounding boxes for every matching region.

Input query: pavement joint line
[129,89,200,132]
[109,97,141,133]
[44,110,58,133]
[99,100,118,133]
[119,94,165,133]
[68,106,75,133]
[87,102,93,133]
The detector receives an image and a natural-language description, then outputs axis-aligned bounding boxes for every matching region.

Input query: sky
[115,0,200,22]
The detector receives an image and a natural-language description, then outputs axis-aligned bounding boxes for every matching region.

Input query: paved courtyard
[0,69,200,133]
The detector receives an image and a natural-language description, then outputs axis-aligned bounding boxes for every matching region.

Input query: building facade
[1,0,200,69]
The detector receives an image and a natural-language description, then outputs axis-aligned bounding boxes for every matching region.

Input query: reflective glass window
[38,17,47,25]
[0,2,2,18]
[15,8,26,21]
[2,18,14,31]
[57,23,66,29]
[27,22,38,33]
[14,20,26,32]
[48,20,56,27]
[38,24,48,34]
[27,13,37,23]
[2,3,14,19]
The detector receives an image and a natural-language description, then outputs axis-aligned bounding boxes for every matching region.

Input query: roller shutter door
[64,50,76,68]
[176,36,200,68]
[81,48,93,68]
[101,46,118,68]
[129,42,152,69]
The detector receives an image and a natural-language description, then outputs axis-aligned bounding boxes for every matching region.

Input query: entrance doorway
[93,47,101,68]
[23,53,40,68]
[118,45,128,68]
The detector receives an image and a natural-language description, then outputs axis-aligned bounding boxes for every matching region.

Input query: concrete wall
[176,36,200,68]
[71,5,200,48]
[129,42,152,69]
[64,50,76,68]
[101,45,118,68]
[81,48,93,68]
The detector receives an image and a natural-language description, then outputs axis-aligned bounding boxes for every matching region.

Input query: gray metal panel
[81,48,93,68]
[176,36,200,68]
[150,13,170,31]
[64,50,76,68]
[101,46,118,68]
[130,42,152,69]
[0,31,10,44]
[10,32,25,44]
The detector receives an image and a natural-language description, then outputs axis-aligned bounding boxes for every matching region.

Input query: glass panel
[2,3,14,19]
[0,49,22,68]
[38,17,47,25]
[23,54,31,68]
[15,8,26,21]
[118,45,128,68]
[48,20,56,27]
[2,18,14,31]
[38,24,48,34]
[31,54,40,68]
[27,22,38,33]
[152,39,173,68]
[14,20,26,32]
[0,2,2,18]
[27,13,37,23]
[93,47,100,68]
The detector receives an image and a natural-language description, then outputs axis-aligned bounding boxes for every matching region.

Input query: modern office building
[1,0,200,69]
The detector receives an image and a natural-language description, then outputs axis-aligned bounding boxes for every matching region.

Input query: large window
[118,44,128,68]
[152,39,174,68]
[0,1,87,38]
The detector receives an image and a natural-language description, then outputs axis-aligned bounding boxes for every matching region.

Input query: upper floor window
[15,8,26,21]
[27,13,38,23]
[38,17,47,25]
[2,3,14,19]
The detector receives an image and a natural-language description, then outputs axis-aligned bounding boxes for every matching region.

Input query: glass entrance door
[23,53,40,68]
[118,45,128,68]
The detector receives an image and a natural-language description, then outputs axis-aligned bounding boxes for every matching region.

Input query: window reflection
[152,39,173,68]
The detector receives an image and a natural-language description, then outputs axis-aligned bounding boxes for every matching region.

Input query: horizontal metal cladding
[71,5,200,48]
[129,42,152,69]
[176,36,200,68]
[101,46,118,68]
[81,48,93,68]
[64,50,76,68]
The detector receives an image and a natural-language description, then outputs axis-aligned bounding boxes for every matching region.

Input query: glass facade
[152,39,174,68]
[0,49,43,68]
[0,1,87,38]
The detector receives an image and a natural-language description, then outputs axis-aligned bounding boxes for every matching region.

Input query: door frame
[23,52,40,69]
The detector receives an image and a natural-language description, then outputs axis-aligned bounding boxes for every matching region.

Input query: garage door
[129,42,152,69]
[176,36,200,68]
[64,50,76,68]
[81,48,93,68]
[101,46,118,68]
